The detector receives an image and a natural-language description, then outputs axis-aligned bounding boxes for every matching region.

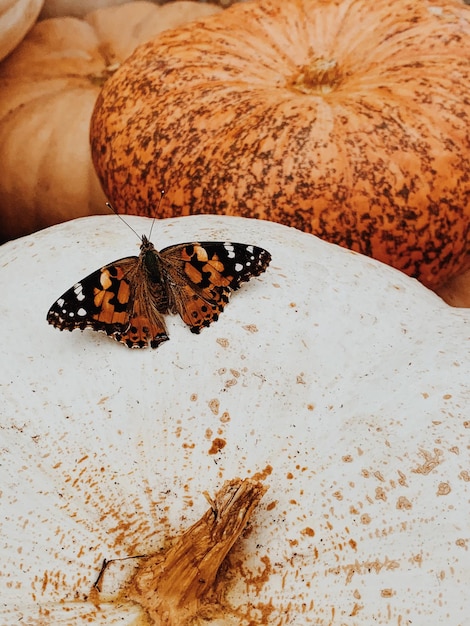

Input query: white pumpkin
[0,0,44,61]
[39,0,128,18]
[0,215,468,625]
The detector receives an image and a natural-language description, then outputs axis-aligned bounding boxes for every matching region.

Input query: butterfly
[47,235,271,348]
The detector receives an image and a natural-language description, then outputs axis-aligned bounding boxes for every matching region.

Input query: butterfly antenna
[148,190,165,242]
[106,202,142,241]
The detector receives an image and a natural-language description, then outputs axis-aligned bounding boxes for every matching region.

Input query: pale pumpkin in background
[0,0,222,242]
[0,0,44,60]
[39,0,240,14]
[91,0,470,293]
[39,0,129,18]
[1,214,469,624]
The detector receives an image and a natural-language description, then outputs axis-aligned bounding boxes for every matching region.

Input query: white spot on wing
[73,283,85,301]
[224,243,235,258]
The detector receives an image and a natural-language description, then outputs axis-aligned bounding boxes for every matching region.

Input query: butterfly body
[47,236,271,349]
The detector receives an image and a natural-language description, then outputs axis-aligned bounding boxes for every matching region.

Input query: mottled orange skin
[90,0,470,289]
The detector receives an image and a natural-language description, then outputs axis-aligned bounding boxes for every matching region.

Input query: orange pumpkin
[0,1,222,242]
[90,0,470,290]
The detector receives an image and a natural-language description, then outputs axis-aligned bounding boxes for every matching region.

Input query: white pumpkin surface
[0,215,468,625]
[0,0,44,61]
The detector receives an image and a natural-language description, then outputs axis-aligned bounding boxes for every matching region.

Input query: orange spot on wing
[99,269,113,290]
[109,310,129,325]
[93,288,107,308]
[118,312,167,347]
[176,286,224,329]
[206,259,224,272]
[193,245,209,262]
[117,279,131,304]
[184,263,203,284]
[202,263,232,286]
[92,289,128,325]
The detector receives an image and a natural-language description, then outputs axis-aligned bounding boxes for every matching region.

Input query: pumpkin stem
[288,57,341,94]
[87,62,121,87]
[122,478,268,623]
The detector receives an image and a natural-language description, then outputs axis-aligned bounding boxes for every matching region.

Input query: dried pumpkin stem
[124,477,268,625]
[288,57,341,94]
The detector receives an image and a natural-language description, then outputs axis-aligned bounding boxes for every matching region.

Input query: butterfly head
[139,234,164,284]
[140,234,152,248]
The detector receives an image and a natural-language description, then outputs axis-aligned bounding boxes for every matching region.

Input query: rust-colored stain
[252,465,273,481]
[329,556,401,585]
[350,602,363,616]
[208,438,227,455]
[375,487,387,502]
[412,448,443,475]
[220,411,231,424]
[396,496,412,510]
[208,398,220,415]
[397,470,408,487]
[242,324,258,333]
[437,482,451,496]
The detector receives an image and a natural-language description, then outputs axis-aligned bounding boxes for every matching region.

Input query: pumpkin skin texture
[0,1,222,242]
[90,0,470,291]
[0,0,44,61]
[1,215,469,624]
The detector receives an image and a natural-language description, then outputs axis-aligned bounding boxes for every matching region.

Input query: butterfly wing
[159,242,271,333]
[47,238,270,347]
[47,256,169,349]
